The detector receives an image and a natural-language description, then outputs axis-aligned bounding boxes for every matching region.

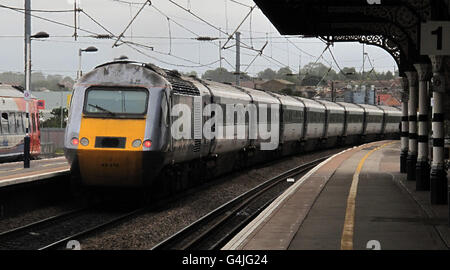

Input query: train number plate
[100,163,120,168]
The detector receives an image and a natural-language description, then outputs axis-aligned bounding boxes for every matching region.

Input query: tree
[0,72,74,91]
[384,71,394,80]
[301,62,330,77]
[181,71,198,77]
[338,67,358,80]
[202,67,235,83]
[301,75,322,86]
[40,108,68,128]
[201,68,250,83]
[257,68,277,80]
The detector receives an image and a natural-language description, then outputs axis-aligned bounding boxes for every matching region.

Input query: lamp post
[77,46,98,80]
[24,0,49,169]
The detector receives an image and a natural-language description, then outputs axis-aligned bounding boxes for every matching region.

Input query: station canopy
[254,0,450,76]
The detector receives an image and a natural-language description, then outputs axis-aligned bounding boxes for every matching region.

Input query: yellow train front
[64,62,171,187]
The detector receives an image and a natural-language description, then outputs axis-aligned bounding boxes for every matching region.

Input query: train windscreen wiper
[88,103,116,116]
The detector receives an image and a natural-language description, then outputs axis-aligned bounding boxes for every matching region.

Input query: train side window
[8,113,16,134]
[22,113,28,132]
[16,113,24,134]
[161,92,170,128]
[1,113,9,134]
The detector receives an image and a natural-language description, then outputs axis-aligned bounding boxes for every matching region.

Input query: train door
[31,111,40,154]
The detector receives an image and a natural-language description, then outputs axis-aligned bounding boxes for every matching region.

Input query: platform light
[143,140,152,148]
[71,137,79,146]
[80,137,89,146]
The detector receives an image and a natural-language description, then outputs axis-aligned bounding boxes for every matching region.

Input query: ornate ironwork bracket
[321,35,402,72]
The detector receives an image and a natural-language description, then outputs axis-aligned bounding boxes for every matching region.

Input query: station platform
[0,157,69,188]
[223,140,450,250]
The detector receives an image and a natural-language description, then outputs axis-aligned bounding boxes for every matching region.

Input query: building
[295,86,316,98]
[239,79,266,90]
[258,79,296,92]
[376,94,401,107]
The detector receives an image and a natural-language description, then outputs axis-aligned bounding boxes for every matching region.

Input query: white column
[429,55,448,205]
[400,77,409,173]
[405,71,418,181]
[414,63,432,190]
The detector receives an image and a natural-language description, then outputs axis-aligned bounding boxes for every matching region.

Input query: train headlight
[132,139,142,148]
[71,137,79,146]
[80,137,89,146]
[143,140,152,148]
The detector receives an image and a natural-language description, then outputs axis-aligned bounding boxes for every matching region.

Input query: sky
[0,0,398,79]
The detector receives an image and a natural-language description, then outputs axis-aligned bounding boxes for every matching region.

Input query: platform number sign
[421,21,450,55]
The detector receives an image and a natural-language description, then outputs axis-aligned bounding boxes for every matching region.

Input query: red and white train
[0,83,41,161]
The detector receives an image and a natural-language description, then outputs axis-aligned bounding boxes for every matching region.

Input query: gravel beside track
[78,147,348,250]
[0,201,85,233]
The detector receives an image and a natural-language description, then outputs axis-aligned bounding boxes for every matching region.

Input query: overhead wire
[0,0,340,76]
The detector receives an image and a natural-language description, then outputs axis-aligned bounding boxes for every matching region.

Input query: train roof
[295,97,325,111]
[336,102,365,114]
[241,87,280,104]
[377,105,401,114]
[198,80,252,103]
[316,99,345,113]
[271,93,305,109]
[0,84,36,99]
[357,104,384,115]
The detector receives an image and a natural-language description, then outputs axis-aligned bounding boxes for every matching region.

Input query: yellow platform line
[340,142,395,250]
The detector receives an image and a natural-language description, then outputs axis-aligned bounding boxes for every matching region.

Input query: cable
[327,47,350,77]
[0,4,101,36]
[0,4,74,13]
[113,0,151,47]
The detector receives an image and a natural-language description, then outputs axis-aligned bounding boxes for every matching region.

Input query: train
[64,61,401,189]
[0,83,41,161]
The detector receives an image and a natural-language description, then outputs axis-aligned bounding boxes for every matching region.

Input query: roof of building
[261,79,295,85]
[377,94,401,107]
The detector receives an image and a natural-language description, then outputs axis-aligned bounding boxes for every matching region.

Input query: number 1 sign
[421,21,450,55]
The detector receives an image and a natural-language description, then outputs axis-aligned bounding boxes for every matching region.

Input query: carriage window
[0,113,8,134]
[22,113,27,132]
[8,113,16,134]
[16,113,24,134]
[84,88,149,116]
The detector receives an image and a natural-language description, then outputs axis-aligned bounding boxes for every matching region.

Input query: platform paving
[0,157,69,187]
[223,141,450,250]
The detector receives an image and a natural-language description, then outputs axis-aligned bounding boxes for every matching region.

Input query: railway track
[0,205,143,250]
[152,156,329,250]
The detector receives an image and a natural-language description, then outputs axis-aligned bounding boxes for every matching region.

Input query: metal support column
[23,0,31,169]
[400,77,409,173]
[405,71,418,181]
[429,55,448,205]
[414,63,432,190]
[235,32,241,86]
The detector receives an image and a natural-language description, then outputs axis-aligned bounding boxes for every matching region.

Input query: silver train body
[64,62,401,187]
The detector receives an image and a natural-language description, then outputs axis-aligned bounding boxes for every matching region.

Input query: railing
[40,128,65,156]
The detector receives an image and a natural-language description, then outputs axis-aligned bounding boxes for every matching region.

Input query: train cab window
[8,113,16,134]
[1,113,8,134]
[84,87,149,117]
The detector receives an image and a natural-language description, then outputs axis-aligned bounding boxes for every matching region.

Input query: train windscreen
[83,87,149,117]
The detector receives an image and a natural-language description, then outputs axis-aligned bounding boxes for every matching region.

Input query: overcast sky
[0,0,398,79]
